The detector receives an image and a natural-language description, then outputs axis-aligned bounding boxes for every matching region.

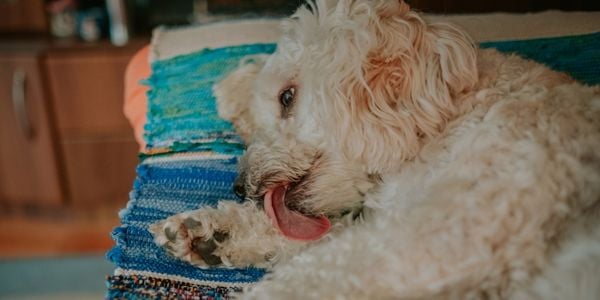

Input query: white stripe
[142,152,237,164]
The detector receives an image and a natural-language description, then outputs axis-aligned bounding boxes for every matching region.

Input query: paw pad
[192,237,222,266]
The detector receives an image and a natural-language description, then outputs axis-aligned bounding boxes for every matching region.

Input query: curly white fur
[152,0,600,299]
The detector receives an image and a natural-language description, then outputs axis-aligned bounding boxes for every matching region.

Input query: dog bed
[106,13,600,299]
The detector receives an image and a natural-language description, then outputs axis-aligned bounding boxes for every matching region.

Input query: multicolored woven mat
[107,44,276,300]
[106,32,599,299]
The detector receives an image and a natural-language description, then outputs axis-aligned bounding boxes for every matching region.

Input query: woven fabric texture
[143,43,276,154]
[481,32,600,85]
[107,275,240,300]
[107,32,599,299]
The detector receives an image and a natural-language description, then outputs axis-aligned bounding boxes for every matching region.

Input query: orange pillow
[124,45,150,151]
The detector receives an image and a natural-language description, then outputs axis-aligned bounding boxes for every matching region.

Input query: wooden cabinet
[0,52,64,206]
[46,50,136,136]
[0,0,48,33]
[60,139,139,206]
[0,40,146,209]
[45,45,142,206]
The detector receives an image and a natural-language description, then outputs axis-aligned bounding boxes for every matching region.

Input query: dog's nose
[233,177,246,199]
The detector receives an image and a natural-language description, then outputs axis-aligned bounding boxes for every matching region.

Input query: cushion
[124,45,151,150]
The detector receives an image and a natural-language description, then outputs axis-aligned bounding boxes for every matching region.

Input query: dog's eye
[279,86,296,108]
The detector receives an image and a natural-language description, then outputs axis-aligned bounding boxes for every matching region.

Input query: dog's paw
[149,201,294,268]
[149,212,229,268]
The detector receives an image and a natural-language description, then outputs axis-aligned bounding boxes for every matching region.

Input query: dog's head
[215,0,478,240]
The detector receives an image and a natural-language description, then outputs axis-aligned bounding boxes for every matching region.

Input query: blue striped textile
[143,44,276,153]
[107,42,279,300]
[108,156,266,284]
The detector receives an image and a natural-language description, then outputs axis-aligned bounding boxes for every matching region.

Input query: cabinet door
[46,50,136,137]
[46,48,141,207]
[0,54,64,206]
[61,138,138,207]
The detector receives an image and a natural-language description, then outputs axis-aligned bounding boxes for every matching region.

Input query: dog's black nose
[233,178,246,199]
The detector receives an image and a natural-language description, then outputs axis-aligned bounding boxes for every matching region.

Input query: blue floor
[0,255,113,299]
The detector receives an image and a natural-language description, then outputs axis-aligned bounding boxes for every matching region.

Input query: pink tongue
[264,186,331,241]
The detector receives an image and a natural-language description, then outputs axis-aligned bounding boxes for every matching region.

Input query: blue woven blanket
[106,32,599,299]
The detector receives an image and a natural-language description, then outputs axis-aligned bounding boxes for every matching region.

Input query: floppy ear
[214,55,268,142]
[374,1,478,94]
[364,6,478,135]
[337,2,478,170]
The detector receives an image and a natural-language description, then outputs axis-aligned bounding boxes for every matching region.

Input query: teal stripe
[144,43,276,153]
[481,32,600,85]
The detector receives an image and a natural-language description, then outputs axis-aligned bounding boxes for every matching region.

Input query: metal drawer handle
[12,69,34,139]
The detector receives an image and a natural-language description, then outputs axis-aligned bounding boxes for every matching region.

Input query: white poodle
[151,0,600,298]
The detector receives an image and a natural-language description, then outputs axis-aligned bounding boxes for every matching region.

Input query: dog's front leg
[150,201,305,268]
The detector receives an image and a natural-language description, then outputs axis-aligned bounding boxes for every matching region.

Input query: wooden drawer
[45,50,135,138]
[0,53,64,206]
[45,43,145,207]
[61,137,138,207]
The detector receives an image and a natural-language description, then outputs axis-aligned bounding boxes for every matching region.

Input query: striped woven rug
[106,32,599,299]
[107,44,276,300]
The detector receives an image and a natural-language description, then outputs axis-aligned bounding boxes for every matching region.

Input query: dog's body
[151,1,600,298]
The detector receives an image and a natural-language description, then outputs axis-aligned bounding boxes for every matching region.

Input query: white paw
[149,212,229,268]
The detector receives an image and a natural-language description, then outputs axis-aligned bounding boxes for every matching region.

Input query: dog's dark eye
[279,86,296,108]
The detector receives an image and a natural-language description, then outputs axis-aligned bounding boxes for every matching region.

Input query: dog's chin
[263,182,332,242]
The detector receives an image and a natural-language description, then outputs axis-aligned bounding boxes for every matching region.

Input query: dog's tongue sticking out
[264,185,331,241]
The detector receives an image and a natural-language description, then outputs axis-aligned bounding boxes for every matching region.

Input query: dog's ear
[362,14,478,118]
[214,55,268,142]
[364,19,477,123]
[339,4,478,170]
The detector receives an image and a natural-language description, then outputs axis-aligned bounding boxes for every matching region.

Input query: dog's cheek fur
[242,135,317,200]
[214,55,269,143]
[296,159,375,217]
